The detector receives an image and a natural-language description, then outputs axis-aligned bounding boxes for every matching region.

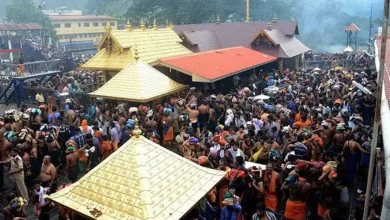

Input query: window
[79,34,83,38]
[78,23,81,27]
[93,22,99,27]
[93,33,96,37]
[110,22,115,26]
[89,34,93,37]
[53,23,61,28]
[84,34,88,38]
[84,23,90,27]
[64,23,71,28]
[102,22,107,26]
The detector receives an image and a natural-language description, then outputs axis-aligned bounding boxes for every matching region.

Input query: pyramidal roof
[89,59,187,103]
[48,136,225,220]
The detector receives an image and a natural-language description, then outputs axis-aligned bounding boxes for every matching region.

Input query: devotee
[39,155,57,191]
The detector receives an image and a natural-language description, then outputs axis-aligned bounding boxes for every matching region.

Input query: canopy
[344,46,354,53]
[159,46,277,82]
[48,135,225,219]
[89,60,187,103]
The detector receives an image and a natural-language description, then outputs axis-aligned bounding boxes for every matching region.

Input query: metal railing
[0,59,61,77]
[303,59,356,70]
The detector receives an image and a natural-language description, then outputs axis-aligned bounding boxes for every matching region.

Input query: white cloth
[36,186,49,205]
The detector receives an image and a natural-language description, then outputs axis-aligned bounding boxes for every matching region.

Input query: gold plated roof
[81,28,192,70]
[89,60,187,103]
[82,48,133,71]
[48,136,225,220]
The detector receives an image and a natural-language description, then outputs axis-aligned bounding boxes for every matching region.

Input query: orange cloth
[302,120,312,128]
[101,141,113,161]
[81,120,88,134]
[318,203,329,218]
[264,171,278,211]
[264,192,278,212]
[285,199,306,220]
[163,127,174,142]
[294,113,301,123]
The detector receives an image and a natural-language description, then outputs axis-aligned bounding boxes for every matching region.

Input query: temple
[81,21,192,81]
[173,19,310,69]
[48,132,224,219]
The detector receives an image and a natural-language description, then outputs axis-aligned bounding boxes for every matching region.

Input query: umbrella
[313,67,321,71]
[253,94,270,101]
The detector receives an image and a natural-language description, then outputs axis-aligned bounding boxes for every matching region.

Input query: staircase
[0,81,14,103]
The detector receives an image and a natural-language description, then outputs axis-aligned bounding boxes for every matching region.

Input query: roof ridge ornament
[216,14,220,24]
[153,18,158,30]
[105,25,111,33]
[168,22,174,30]
[140,19,146,31]
[267,22,272,30]
[273,13,277,23]
[126,20,132,31]
[133,119,142,138]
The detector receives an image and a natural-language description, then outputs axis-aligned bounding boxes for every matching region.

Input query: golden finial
[105,25,111,33]
[245,0,250,22]
[168,22,174,30]
[267,22,272,30]
[166,20,169,28]
[153,19,158,30]
[216,14,220,24]
[133,119,142,138]
[126,20,132,31]
[273,13,277,23]
[134,45,140,60]
[140,19,146,31]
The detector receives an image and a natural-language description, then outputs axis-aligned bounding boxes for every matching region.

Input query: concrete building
[48,15,118,50]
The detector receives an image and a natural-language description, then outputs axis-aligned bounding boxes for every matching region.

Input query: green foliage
[5,0,59,43]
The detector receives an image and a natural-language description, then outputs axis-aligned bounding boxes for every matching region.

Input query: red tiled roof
[48,15,117,21]
[174,21,299,53]
[345,23,360,31]
[159,46,277,82]
[0,23,43,31]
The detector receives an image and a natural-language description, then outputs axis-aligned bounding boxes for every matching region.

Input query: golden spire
[133,119,142,138]
[273,13,277,23]
[267,22,272,30]
[105,25,111,33]
[168,22,174,30]
[140,19,146,31]
[216,14,220,24]
[153,18,158,30]
[126,20,132,31]
[245,0,250,22]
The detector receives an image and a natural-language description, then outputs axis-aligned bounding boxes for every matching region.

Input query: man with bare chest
[39,155,57,191]
[282,164,311,220]
[65,146,79,183]
[11,116,23,133]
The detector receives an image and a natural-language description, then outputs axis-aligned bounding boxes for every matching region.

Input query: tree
[6,0,58,42]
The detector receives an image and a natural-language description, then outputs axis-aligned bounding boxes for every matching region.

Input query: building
[0,23,45,62]
[81,22,192,81]
[48,15,118,50]
[173,19,310,69]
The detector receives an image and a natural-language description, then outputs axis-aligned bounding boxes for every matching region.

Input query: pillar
[8,39,13,63]
[278,59,284,71]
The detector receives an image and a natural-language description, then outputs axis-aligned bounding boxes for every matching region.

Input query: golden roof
[82,48,133,71]
[82,28,192,70]
[89,60,187,102]
[48,136,225,220]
